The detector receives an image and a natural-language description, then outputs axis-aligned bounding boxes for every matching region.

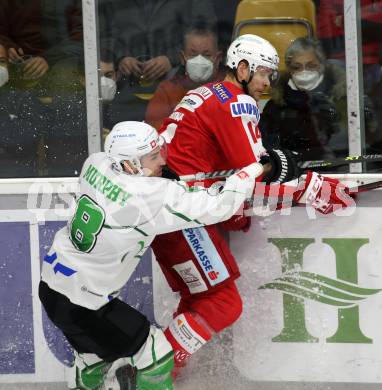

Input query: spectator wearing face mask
[145,25,223,130]
[0,45,9,89]
[259,37,377,163]
[100,59,117,103]
[100,56,119,140]
[102,0,217,126]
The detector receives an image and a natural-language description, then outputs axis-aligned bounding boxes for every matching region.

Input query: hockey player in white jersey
[38,121,264,390]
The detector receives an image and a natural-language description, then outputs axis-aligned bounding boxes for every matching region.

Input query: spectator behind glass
[260,37,377,164]
[103,0,217,125]
[0,0,83,94]
[100,58,117,103]
[145,26,223,130]
[0,44,8,88]
[260,38,344,160]
[0,0,87,177]
[315,0,382,169]
[112,0,217,84]
[316,0,382,94]
[100,56,119,140]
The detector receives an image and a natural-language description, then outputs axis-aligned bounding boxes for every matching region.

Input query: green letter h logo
[260,238,381,344]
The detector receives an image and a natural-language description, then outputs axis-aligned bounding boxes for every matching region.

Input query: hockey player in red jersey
[151,34,353,377]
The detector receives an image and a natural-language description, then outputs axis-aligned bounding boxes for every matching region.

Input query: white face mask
[185,55,214,83]
[0,66,9,88]
[101,76,117,101]
[291,70,323,91]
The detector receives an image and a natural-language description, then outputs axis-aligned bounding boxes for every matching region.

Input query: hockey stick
[179,154,382,181]
[244,179,382,216]
[354,180,382,193]
[299,154,382,169]
[180,168,239,182]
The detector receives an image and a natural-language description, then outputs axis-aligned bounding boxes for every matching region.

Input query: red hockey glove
[294,171,353,214]
[220,214,251,232]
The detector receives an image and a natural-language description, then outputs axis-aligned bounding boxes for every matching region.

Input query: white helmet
[104,121,164,175]
[226,34,279,77]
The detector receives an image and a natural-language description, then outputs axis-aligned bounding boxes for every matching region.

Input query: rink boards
[1,192,382,386]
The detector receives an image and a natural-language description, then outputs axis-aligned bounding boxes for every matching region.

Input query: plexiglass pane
[259,0,350,172]
[0,0,87,178]
[97,0,235,134]
[360,0,382,172]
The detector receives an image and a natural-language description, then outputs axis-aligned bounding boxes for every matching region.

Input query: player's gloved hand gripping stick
[179,152,382,182]
[178,149,380,217]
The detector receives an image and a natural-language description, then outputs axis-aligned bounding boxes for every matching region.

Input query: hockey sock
[130,326,174,390]
[135,351,174,390]
[164,312,212,377]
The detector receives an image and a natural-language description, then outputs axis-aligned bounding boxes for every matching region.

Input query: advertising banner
[231,207,382,383]
[1,203,382,384]
[0,210,154,384]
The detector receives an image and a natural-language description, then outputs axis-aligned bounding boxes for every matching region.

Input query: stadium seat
[233,0,316,72]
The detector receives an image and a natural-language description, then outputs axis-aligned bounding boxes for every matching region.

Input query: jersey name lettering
[83,164,132,206]
[230,102,260,121]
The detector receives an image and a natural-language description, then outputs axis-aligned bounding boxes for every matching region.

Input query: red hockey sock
[164,312,212,377]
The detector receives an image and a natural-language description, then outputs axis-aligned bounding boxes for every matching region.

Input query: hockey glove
[261,148,300,184]
[294,171,353,214]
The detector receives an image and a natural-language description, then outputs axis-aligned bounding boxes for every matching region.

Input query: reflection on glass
[96,1,379,173]
[260,37,350,171]
[145,26,224,131]
[0,0,87,178]
[360,0,382,171]
[97,0,219,128]
[316,0,382,172]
